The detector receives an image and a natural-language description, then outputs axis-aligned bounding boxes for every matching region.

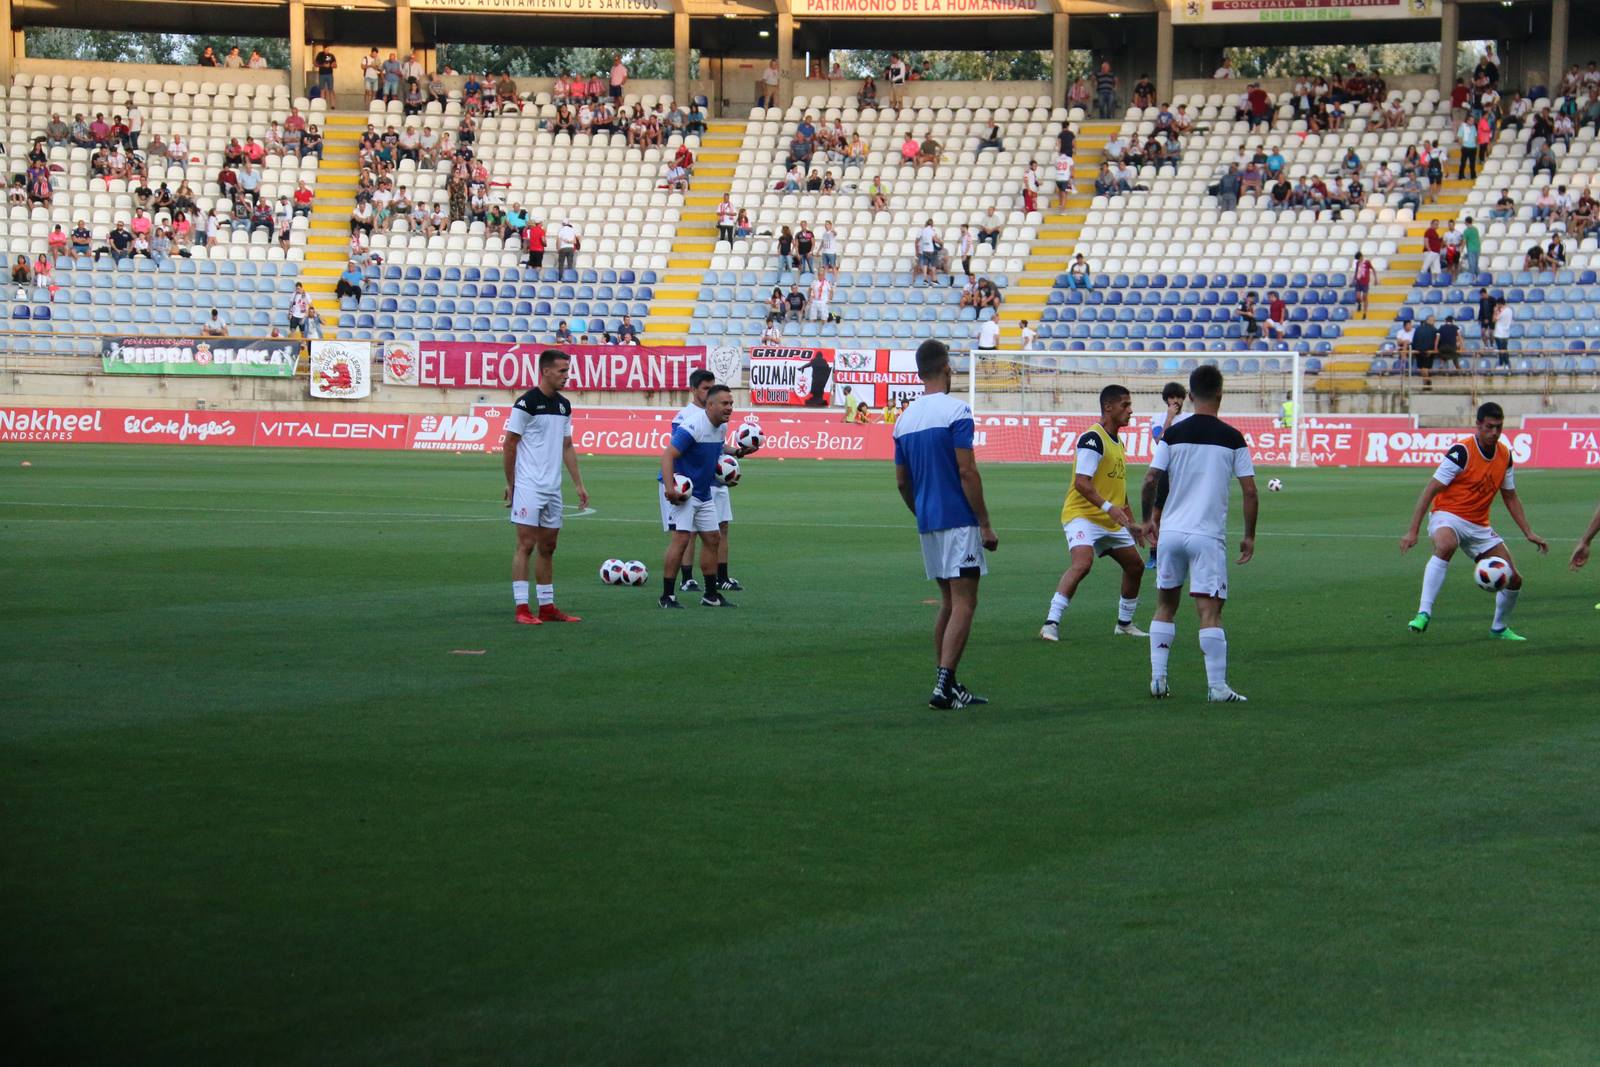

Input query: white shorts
[1064,517,1137,557]
[1430,510,1504,558]
[919,526,988,581]
[712,484,733,525]
[510,485,562,528]
[1155,530,1228,599]
[660,483,720,534]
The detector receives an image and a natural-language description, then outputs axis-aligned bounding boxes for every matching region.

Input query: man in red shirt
[1263,290,1287,339]
[525,218,546,270]
[1352,252,1377,318]
[292,180,315,217]
[1421,220,1444,277]
[1247,84,1272,130]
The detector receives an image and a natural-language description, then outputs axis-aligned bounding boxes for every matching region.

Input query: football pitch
[4,445,1599,1064]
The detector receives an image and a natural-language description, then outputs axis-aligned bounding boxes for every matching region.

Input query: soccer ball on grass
[599,559,627,585]
[621,560,649,586]
[1474,556,1512,592]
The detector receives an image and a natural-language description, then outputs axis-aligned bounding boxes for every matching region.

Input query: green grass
[3,445,1599,1065]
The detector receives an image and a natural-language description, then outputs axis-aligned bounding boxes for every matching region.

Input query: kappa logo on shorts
[962,554,978,565]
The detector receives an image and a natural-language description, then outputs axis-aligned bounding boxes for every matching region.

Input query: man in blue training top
[893,339,999,709]
[659,384,742,609]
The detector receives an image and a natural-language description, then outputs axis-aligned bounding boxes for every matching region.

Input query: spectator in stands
[1066,253,1092,291]
[11,254,32,289]
[197,45,217,67]
[552,320,574,344]
[46,224,67,265]
[250,197,275,239]
[1021,160,1040,214]
[975,315,1000,354]
[44,114,69,148]
[238,162,261,204]
[958,274,980,310]
[1069,75,1091,112]
[1238,292,1260,341]
[766,287,785,320]
[761,319,783,346]
[974,277,1002,313]
[1239,158,1263,198]
[1406,313,1438,388]
[915,219,940,285]
[857,75,878,111]
[1268,174,1292,213]
[1397,171,1422,214]
[1436,315,1463,375]
[1492,300,1513,367]
[776,225,794,268]
[217,161,238,201]
[1459,217,1481,279]
[402,78,424,117]
[1054,151,1076,209]
[869,176,888,214]
[557,220,580,274]
[842,133,866,173]
[351,196,375,237]
[819,221,841,280]
[1094,62,1118,120]
[1215,163,1242,212]
[897,131,919,169]
[886,55,908,109]
[313,44,338,107]
[1094,162,1118,198]
[784,284,807,322]
[334,261,364,303]
[1456,116,1479,180]
[807,273,831,322]
[1531,185,1557,223]
[1420,220,1443,276]
[68,113,93,148]
[787,129,814,171]
[609,55,629,103]
[1546,232,1567,267]
[1132,73,1155,110]
[287,284,311,336]
[1352,252,1377,318]
[1246,83,1272,130]
[1263,291,1288,339]
[220,46,241,69]
[381,53,403,102]
[977,207,1002,250]
[734,210,752,239]
[976,123,1003,154]
[69,219,92,260]
[794,222,816,274]
[1214,57,1234,79]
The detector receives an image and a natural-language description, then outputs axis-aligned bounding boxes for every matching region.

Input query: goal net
[962,348,1307,467]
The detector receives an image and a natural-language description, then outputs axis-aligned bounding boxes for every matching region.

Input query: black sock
[662,576,675,599]
[935,667,954,693]
[679,565,693,582]
[717,562,729,582]
[705,573,720,597]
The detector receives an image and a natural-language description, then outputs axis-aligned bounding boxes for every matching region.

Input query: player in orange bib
[1400,402,1548,639]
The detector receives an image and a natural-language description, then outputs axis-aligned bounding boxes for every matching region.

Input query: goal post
[963,348,1306,468]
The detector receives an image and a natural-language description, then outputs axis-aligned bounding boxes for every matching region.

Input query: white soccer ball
[1474,556,1512,592]
[715,454,742,487]
[599,558,626,585]
[672,473,694,497]
[1267,478,1284,492]
[735,423,764,451]
[622,560,649,586]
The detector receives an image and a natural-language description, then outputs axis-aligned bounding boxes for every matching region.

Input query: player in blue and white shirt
[893,339,998,709]
[659,384,743,608]
[1141,365,1258,702]
[503,349,589,625]
[666,370,759,593]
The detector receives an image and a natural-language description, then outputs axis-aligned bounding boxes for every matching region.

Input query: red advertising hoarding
[2,406,1594,468]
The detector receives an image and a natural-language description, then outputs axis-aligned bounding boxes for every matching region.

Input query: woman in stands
[12,255,33,289]
[404,78,425,116]
[776,226,794,270]
[870,176,888,214]
[735,210,752,239]
[858,76,878,110]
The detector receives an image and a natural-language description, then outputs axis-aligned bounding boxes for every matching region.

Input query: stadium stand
[680,92,1057,350]
[332,91,692,345]
[4,71,320,350]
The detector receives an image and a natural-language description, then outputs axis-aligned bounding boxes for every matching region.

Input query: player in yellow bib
[1040,384,1149,641]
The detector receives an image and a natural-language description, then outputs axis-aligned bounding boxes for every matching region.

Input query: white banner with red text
[308,341,373,400]
[4,406,1596,469]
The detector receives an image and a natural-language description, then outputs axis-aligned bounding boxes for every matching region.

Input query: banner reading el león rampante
[101,336,301,378]
[384,342,709,391]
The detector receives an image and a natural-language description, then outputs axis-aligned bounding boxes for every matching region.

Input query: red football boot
[538,604,582,623]
[515,604,542,625]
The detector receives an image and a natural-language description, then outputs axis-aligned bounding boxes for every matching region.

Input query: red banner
[748,347,837,407]
[3,406,1594,468]
[408,342,707,392]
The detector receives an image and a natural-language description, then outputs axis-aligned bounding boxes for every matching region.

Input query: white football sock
[513,580,530,606]
[1419,556,1450,615]
[1149,620,1176,679]
[536,583,554,606]
[1493,588,1519,630]
[1046,592,1070,624]
[1199,627,1228,689]
[1117,597,1139,625]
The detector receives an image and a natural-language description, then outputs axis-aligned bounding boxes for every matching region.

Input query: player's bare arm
[1571,501,1600,570]
[502,430,522,506]
[894,463,916,516]
[1399,477,1447,553]
[1237,475,1258,565]
[1500,487,1548,553]
[954,448,997,550]
[562,438,589,509]
[661,444,688,503]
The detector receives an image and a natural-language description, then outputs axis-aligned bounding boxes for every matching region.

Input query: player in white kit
[504,349,589,625]
[666,369,759,592]
[1140,365,1258,701]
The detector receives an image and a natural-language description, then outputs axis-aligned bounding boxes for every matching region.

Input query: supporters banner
[706,345,745,389]
[100,336,301,378]
[308,341,372,400]
[1172,0,1440,25]
[748,347,836,407]
[831,348,926,411]
[406,342,708,392]
[788,0,1048,15]
[381,340,421,386]
[6,406,1595,469]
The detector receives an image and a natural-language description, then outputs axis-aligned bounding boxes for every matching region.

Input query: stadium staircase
[642,120,746,345]
[297,113,367,337]
[997,119,1114,346]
